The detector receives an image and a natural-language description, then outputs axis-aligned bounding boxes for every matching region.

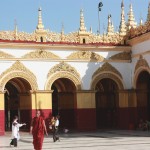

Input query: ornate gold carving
[91,73,124,90]
[47,61,80,78]
[92,62,122,79]
[0,30,126,45]
[134,55,149,73]
[0,61,38,91]
[0,50,14,58]
[45,72,81,91]
[46,62,81,90]
[129,21,150,39]
[67,51,105,61]
[22,49,60,59]
[109,51,131,60]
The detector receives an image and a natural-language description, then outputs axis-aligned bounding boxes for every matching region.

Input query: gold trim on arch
[45,62,81,90]
[0,61,38,91]
[91,73,124,90]
[133,56,150,89]
[45,72,81,90]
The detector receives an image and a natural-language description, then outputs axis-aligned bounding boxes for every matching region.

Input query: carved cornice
[134,55,149,73]
[67,51,105,61]
[0,30,126,45]
[0,50,14,58]
[22,49,60,59]
[47,62,80,79]
[129,21,150,40]
[92,62,122,79]
[109,51,131,60]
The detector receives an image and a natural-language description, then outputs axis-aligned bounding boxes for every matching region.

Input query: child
[10,116,26,147]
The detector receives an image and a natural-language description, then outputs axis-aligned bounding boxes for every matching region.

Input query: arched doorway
[52,78,77,129]
[4,77,32,131]
[136,71,150,121]
[95,78,119,129]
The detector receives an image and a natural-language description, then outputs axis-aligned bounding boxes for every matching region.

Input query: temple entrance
[4,77,32,131]
[95,78,119,129]
[52,78,76,129]
[136,71,150,121]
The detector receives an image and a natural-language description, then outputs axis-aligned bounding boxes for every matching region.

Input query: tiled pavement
[0,130,150,150]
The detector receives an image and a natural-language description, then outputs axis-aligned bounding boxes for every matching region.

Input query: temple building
[0,1,150,135]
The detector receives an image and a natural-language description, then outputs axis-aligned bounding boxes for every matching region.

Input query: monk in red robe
[30,110,48,150]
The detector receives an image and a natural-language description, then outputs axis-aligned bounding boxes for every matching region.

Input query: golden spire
[37,7,44,30]
[14,19,18,40]
[61,23,65,41]
[147,2,150,22]
[127,3,137,30]
[79,9,86,32]
[139,18,143,26]
[107,14,114,35]
[119,0,126,36]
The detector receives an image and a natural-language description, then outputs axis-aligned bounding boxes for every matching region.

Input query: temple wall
[0,47,132,90]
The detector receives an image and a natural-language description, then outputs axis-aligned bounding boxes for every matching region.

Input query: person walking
[30,110,48,150]
[10,116,26,147]
[53,115,60,142]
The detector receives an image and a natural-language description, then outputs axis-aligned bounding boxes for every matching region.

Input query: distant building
[0,1,150,135]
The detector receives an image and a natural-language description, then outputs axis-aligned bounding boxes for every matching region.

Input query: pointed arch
[45,62,82,90]
[91,62,124,90]
[0,61,38,91]
[133,56,150,88]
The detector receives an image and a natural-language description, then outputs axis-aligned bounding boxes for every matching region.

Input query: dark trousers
[53,127,59,142]
[10,138,17,147]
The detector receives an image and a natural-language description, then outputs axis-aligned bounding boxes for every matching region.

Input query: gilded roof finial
[107,14,114,35]
[127,3,137,30]
[14,19,18,39]
[119,0,126,36]
[61,23,65,41]
[79,9,86,32]
[139,13,143,26]
[37,7,44,30]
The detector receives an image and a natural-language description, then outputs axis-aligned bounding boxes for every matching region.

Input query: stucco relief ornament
[129,21,150,39]
[92,62,122,79]
[134,55,149,73]
[47,61,80,79]
[67,51,105,61]
[0,61,38,91]
[22,49,60,59]
[0,50,14,58]
[109,51,131,60]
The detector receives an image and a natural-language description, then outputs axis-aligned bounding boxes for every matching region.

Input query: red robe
[32,116,45,150]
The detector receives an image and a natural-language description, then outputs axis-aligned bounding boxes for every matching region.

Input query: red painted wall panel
[0,110,4,135]
[76,108,96,131]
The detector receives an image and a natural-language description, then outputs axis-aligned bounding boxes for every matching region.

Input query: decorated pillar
[118,89,137,129]
[128,89,137,129]
[19,92,32,130]
[76,90,96,131]
[30,90,52,126]
[0,91,5,135]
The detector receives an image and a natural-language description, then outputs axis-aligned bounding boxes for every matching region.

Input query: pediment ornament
[109,51,131,60]
[0,61,36,78]
[92,62,122,79]
[135,55,149,73]
[67,51,105,61]
[0,50,14,58]
[47,62,80,79]
[22,50,60,59]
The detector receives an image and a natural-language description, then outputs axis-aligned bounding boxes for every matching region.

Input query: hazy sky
[0,0,149,34]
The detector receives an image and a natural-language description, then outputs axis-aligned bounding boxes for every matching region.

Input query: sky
[0,0,149,34]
